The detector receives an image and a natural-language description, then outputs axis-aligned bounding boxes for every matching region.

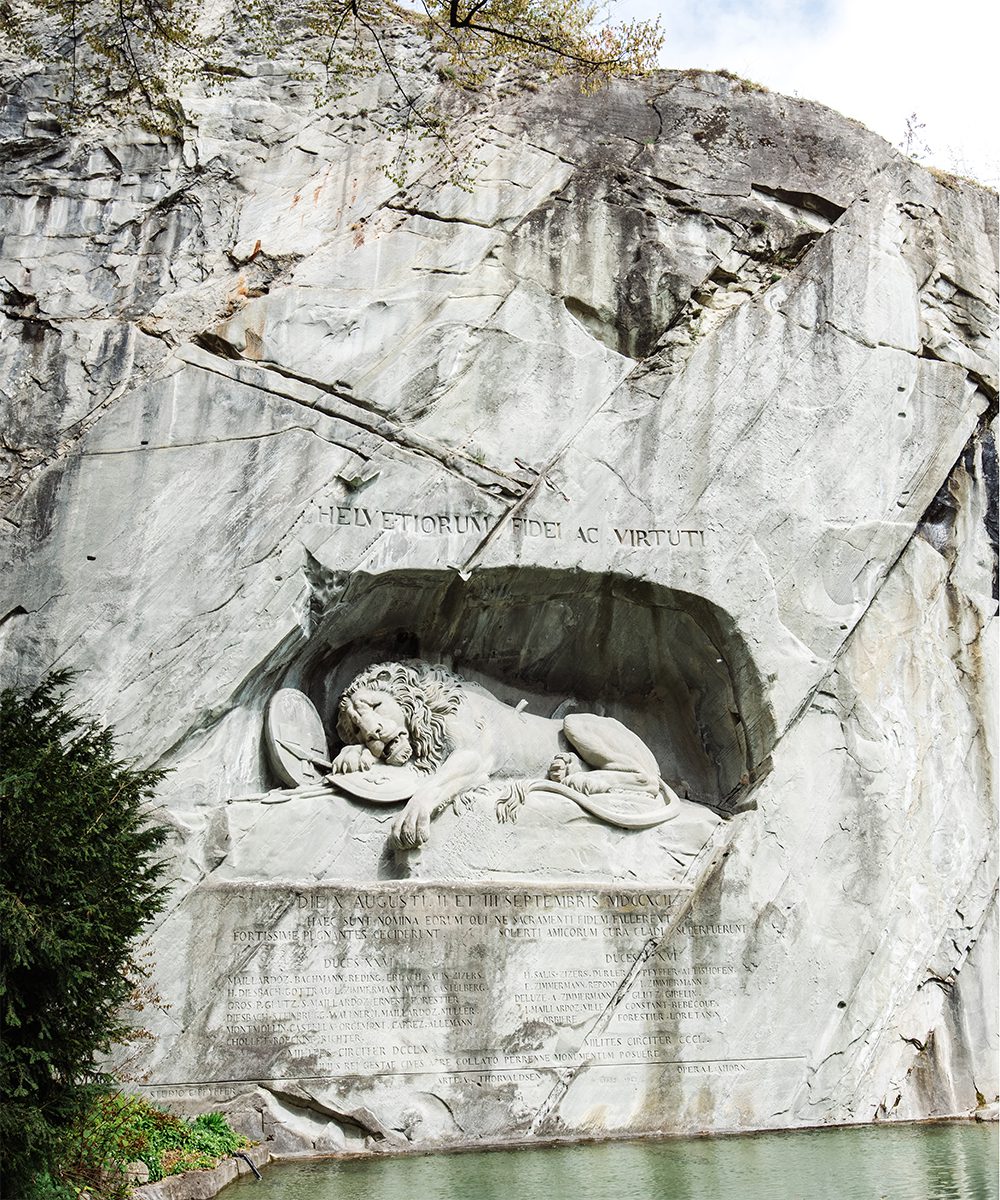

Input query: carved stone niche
[315,568,768,796]
[216,566,773,885]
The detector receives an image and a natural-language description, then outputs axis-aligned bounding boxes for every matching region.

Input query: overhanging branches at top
[432,0,663,77]
[2,0,663,181]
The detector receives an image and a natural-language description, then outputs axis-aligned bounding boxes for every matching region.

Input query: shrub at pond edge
[57,1092,253,1198]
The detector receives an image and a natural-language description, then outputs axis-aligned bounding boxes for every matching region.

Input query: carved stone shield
[264,688,329,787]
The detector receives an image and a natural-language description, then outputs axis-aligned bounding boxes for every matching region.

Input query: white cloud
[619,0,999,186]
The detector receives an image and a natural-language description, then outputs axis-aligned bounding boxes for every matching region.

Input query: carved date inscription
[203,886,765,1081]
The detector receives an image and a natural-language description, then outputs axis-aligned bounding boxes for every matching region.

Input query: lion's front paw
[391,796,435,849]
[331,745,377,774]
[547,753,573,783]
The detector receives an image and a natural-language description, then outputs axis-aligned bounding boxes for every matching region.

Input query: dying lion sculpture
[326,661,684,849]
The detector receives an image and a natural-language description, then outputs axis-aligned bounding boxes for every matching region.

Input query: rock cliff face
[2,29,997,1153]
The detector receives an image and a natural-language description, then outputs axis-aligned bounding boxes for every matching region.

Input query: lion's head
[336,661,463,773]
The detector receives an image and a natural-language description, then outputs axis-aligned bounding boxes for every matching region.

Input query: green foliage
[57,1092,251,1195]
[0,672,169,1197]
[21,1171,79,1200]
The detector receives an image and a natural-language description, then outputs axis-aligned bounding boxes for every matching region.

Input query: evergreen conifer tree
[0,673,169,1197]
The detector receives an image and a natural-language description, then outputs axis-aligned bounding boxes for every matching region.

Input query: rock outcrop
[1,26,996,1154]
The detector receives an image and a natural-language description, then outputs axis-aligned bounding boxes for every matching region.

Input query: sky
[618,0,999,187]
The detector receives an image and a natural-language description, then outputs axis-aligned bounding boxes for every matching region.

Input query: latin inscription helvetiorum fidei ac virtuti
[311,502,710,549]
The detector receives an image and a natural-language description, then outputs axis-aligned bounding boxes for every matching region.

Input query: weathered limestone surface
[1,27,997,1155]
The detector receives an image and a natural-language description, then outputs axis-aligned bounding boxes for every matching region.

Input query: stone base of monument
[133,819,815,1156]
[131,1145,270,1200]
[215,788,723,886]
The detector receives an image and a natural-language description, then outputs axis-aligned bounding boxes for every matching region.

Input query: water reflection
[225,1123,998,1200]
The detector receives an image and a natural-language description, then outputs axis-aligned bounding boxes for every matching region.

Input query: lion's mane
[336,661,464,773]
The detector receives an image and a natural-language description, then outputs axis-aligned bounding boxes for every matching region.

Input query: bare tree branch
[115,0,157,113]
[445,1,623,70]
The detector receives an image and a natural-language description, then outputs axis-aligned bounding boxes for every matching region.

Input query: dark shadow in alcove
[276,567,775,812]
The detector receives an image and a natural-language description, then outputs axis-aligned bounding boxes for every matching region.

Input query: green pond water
[225,1122,998,1200]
